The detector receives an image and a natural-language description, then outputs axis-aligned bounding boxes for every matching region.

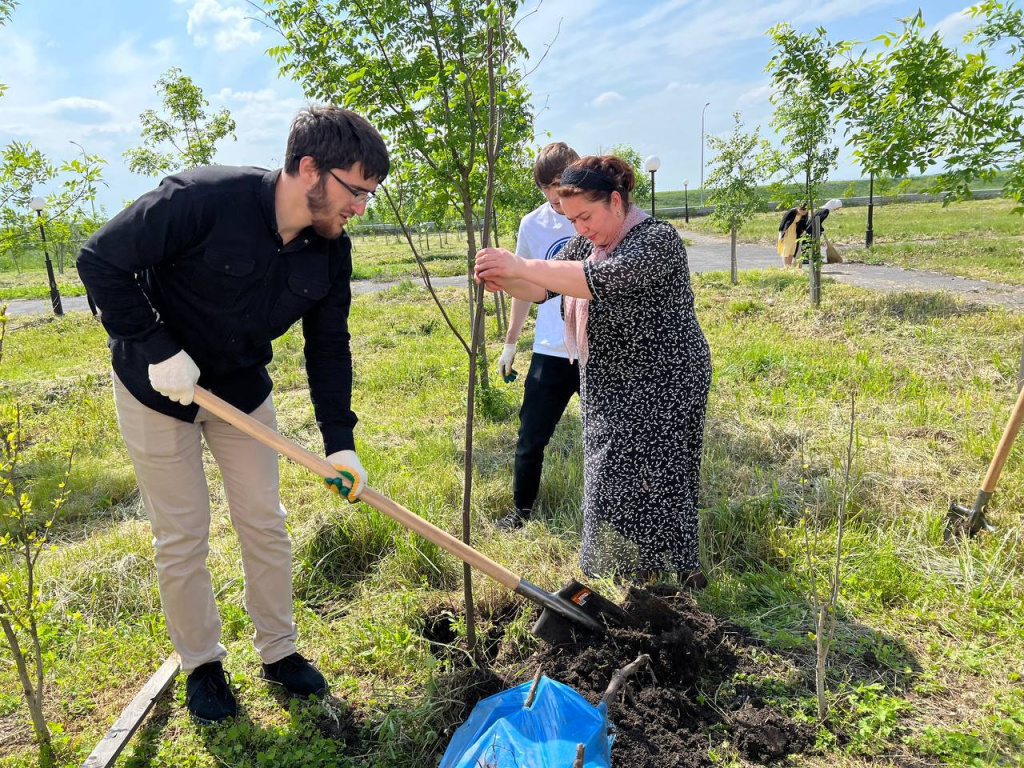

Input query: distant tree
[767,23,841,307]
[836,3,1024,213]
[610,143,652,209]
[123,67,236,177]
[0,2,105,267]
[704,113,784,284]
[493,142,542,245]
[266,0,533,299]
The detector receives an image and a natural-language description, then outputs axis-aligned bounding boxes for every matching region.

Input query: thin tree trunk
[461,193,478,320]
[493,292,506,337]
[806,167,821,308]
[461,285,484,654]
[457,20,502,655]
[493,225,509,331]
[0,616,51,754]
[810,216,822,307]
[730,223,738,285]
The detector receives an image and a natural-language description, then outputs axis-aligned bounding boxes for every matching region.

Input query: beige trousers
[113,374,297,673]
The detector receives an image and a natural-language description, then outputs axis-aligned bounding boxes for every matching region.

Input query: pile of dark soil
[532,586,814,767]
[432,585,815,767]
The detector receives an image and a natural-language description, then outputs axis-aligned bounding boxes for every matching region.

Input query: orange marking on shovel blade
[570,588,593,606]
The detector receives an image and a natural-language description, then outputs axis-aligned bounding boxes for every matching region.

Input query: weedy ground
[1,256,1023,765]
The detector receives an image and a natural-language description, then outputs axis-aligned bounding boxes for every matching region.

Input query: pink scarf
[564,204,650,367]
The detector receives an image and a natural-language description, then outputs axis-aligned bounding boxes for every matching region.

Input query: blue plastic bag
[440,676,613,768]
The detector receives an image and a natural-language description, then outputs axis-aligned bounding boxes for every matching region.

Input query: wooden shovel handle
[191,386,522,591]
[981,384,1024,493]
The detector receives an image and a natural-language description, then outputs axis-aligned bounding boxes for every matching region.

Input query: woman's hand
[474,247,521,292]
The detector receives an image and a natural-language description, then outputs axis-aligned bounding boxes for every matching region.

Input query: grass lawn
[655,170,1015,210]
[0,230,478,301]
[848,239,1024,286]
[673,197,1022,246]
[0,266,89,300]
[1,268,1023,766]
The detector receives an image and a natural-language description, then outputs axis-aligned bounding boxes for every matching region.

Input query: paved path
[679,229,1024,313]
[5,232,1024,316]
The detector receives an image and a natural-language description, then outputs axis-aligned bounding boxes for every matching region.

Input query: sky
[0,0,980,214]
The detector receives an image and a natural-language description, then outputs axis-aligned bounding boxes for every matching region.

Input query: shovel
[192,386,625,643]
[946,384,1024,538]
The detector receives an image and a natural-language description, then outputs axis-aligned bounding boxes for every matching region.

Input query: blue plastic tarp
[440,676,613,768]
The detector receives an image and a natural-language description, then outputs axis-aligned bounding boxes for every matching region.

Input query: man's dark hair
[534,142,580,187]
[284,106,390,181]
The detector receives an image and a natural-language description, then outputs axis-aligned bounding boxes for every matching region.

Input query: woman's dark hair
[558,155,634,207]
[284,105,390,181]
[534,142,580,187]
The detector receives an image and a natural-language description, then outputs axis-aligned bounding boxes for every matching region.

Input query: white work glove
[147,350,200,406]
[324,449,367,502]
[498,343,518,382]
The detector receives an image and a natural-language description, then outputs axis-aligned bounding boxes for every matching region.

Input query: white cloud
[737,82,772,107]
[591,91,624,107]
[42,97,118,116]
[178,0,262,52]
[216,87,278,103]
[0,28,60,91]
[933,8,975,43]
[97,37,177,77]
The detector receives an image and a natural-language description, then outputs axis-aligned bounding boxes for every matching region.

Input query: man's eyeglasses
[328,170,376,204]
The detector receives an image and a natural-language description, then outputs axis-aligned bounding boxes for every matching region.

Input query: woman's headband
[559,166,617,192]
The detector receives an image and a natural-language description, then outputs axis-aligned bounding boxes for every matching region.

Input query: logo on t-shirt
[544,236,570,260]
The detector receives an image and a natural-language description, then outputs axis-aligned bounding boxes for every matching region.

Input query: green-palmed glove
[324,449,367,503]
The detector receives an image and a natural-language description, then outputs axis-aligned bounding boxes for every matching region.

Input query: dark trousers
[513,352,580,512]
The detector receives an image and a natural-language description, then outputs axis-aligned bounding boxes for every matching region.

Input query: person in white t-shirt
[495,142,581,530]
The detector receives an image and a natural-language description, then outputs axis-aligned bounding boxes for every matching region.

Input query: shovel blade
[946,499,994,540]
[531,579,629,646]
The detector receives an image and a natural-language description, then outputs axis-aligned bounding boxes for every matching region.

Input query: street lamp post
[700,101,711,207]
[683,179,689,224]
[644,155,661,218]
[28,196,63,317]
[865,171,875,248]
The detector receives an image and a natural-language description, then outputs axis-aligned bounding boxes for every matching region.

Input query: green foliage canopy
[123,67,237,177]
[609,143,652,206]
[265,0,535,258]
[704,113,783,233]
[766,23,841,208]
[835,2,1024,212]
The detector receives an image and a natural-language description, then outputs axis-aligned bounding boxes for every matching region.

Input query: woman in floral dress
[475,155,711,584]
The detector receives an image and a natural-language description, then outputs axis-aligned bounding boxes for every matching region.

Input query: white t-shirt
[515,202,574,358]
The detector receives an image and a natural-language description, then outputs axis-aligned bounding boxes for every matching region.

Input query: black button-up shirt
[77,165,357,454]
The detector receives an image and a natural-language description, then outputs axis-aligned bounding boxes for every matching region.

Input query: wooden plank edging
[82,655,180,768]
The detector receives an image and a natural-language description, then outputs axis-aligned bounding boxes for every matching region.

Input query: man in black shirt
[78,106,388,723]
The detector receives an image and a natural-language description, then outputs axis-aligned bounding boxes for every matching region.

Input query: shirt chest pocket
[190,250,256,305]
[268,272,331,335]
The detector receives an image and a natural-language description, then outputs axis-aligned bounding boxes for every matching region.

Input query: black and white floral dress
[550,218,711,577]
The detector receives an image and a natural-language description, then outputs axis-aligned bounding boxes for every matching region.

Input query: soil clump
[433,585,815,766]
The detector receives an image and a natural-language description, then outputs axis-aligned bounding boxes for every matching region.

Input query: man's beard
[306,176,345,240]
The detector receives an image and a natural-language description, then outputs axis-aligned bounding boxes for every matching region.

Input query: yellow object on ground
[779,222,799,259]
